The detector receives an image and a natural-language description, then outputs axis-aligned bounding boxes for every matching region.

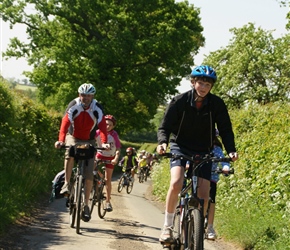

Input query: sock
[208,224,213,229]
[164,211,175,227]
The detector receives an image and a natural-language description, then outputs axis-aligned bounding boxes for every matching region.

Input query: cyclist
[95,114,121,212]
[137,149,146,162]
[137,155,148,179]
[156,65,238,243]
[54,83,110,222]
[118,147,138,180]
[207,130,230,240]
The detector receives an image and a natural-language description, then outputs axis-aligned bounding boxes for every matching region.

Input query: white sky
[0,0,289,89]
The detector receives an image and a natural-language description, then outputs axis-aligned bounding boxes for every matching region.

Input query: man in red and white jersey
[54,83,110,222]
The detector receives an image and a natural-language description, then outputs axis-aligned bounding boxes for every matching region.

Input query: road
[0,175,235,250]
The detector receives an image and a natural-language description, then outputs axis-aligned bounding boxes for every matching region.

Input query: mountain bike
[160,153,232,250]
[89,159,109,219]
[117,168,134,194]
[65,144,103,234]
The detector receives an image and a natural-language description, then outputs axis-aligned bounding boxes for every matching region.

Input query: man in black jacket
[157,65,238,243]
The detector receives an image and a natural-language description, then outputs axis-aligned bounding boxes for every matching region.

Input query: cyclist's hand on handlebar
[229,152,238,162]
[222,165,230,176]
[54,141,65,149]
[101,143,111,150]
[157,143,167,155]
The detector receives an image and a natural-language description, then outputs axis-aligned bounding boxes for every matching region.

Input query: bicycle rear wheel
[126,177,133,194]
[117,175,125,192]
[98,182,107,219]
[187,208,203,250]
[76,175,83,234]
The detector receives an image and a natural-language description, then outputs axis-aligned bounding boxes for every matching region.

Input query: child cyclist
[157,65,238,243]
[95,115,121,212]
[119,147,139,180]
[207,130,230,240]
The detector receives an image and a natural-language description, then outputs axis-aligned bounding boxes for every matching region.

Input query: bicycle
[65,144,103,234]
[160,152,232,250]
[138,165,147,183]
[88,159,110,219]
[117,168,134,194]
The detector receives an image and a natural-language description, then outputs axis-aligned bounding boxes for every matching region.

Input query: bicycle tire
[117,176,125,192]
[126,178,133,194]
[89,180,97,216]
[76,174,83,234]
[139,170,144,183]
[187,208,203,250]
[144,169,148,182]
[69,182,76,228]
[98,182,107,219]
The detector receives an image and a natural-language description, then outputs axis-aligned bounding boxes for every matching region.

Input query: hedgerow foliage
[0,79,63,231]
[216,102,290,249]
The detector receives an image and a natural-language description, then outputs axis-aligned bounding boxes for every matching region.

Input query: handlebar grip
[158,152,172,158]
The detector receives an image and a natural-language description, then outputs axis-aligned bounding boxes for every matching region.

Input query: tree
[203,23,290,108]
[0,0,204,134]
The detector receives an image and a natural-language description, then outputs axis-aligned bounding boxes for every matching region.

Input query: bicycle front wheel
[187,208,203,250]
[69,182,76,228]
[117,175,125,193]
[76,175,83,234]
[98,182,107,219]
[138,170,144,183]
[126,178,134,194]
[89,180,97,216]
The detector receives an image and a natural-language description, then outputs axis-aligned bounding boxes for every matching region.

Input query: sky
[0,0,289,91]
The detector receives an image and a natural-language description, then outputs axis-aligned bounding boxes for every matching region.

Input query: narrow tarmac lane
[0,175,234,250]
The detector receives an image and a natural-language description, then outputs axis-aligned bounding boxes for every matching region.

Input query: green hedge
[0,80,64,232]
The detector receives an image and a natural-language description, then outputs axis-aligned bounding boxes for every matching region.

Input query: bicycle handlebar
[59,144,105,151]
[159,152,232,163]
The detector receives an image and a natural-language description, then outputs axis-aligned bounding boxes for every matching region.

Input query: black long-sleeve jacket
[157,90,236,155]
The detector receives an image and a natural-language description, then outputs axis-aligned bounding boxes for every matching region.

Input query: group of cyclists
[54,64,238,244]
[118,148,159,181]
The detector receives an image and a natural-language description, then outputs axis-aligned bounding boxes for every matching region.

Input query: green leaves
[204,23,290,108]
[2,0,204,134]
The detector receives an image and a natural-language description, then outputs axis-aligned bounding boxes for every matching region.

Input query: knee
[170,180,183,193]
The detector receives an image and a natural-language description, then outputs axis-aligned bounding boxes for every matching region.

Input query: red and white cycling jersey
[58,98,107,143]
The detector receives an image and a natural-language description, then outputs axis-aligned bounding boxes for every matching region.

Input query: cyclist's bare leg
[208,202,215,225]
[64,157,74,183]
[131,168,135,178]
[197,177,210,216]
[160,165,184,242]
[165,166,184,214]
[105,168,113,203]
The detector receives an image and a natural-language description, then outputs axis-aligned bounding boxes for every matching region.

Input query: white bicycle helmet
[78,83,96,95]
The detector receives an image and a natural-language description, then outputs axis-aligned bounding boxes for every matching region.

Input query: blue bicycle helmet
[191,65,217,83]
